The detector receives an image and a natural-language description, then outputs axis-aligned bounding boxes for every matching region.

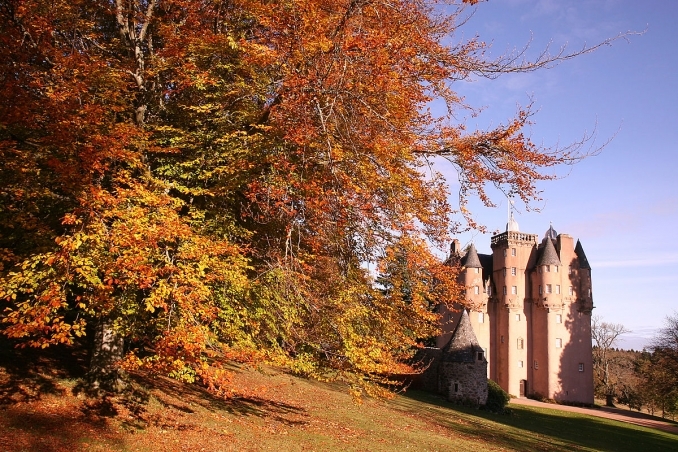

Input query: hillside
[1,344,676,452]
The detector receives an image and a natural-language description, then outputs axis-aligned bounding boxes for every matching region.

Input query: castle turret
[575,240,593,314]
[461,243,491,377]
[532,229,565,398]
[439,310,488,404]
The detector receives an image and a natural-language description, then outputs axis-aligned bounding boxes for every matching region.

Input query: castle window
[478,313,484,323]
[511,248,517,256]
[517,338,524,349]
[487,285,492,296]
[556,314,562,324]
[518,360,524,368]
[454,383,459,393]
[588,288,591,297]
[474,286,480,295]
[569,286,574,296]
[534,360,539,370]
[477,351,484,361]
[554,266,558,273]
[515,313,520,321]
[539,285,543,295]
[503,286,507,295]
[511,286,517,295]
[546,284,552,294]
[546,265,550,272]
[475,267,480,274]
[501,335,505,344]
[511,267,517,276]
[503,268,506,276]
[556,285,561,294]
[556,338,562,348]
[578,363,584,372]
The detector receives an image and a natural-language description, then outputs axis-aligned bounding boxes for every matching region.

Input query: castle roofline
[461,243,483,268]
[537,235,562,266]
[441,310,484,363]
[575,239,591,269]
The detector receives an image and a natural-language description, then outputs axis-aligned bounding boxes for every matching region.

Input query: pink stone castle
[438,215,595,404]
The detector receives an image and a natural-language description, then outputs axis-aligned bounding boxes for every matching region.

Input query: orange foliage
[0,0,619,396]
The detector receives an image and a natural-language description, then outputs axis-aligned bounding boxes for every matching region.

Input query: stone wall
[440,360,488,405]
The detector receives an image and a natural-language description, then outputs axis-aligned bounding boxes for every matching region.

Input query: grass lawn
[0,344,676,451]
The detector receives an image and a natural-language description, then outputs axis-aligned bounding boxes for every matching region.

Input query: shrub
[484,379,510,413]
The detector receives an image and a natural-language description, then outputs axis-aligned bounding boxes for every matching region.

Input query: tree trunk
[605,393,615,407]
[87,317,126,392]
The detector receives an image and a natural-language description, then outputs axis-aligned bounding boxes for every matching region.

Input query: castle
[435,215,595,404]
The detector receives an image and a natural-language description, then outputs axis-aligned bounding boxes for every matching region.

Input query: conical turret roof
[537,236,561,266]
[462,243,483,268]
[575,239,591,269]
[441,310,483,363]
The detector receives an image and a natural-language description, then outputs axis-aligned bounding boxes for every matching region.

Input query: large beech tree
[0,0,622,396]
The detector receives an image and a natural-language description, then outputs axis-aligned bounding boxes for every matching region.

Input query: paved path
[510,398,678,435]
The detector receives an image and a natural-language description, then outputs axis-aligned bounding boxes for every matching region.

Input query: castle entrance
[519,380,527,397]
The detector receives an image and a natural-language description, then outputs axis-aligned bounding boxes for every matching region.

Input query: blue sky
[436,0,678,350]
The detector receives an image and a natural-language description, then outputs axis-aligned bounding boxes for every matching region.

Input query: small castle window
[478,312,484,323]
[511,267,516,276]
[503,286,507,295]
[503,268,507,276]
[501,335,505,344]
[546,265,550,272]
[554,266,558,272]
[578,363,584,372]
[556,338,562,348]
[546,284,552,294]
[556,285,561,294]
[539,285,543,295]
[556,314,562,324]
[477,351,483,361]
[588,288,592,297]
[454,383,459,393]
[474,286,480,295]
[518,360,524,368]
[511,248,517,256]
[515,313,520,321]
[569,286,574,296]
[534,360,539,370]
[487,286,492,296]
[511,286,517,295]
[517,338,524,349]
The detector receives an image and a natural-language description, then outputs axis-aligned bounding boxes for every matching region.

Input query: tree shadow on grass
[142,371,310,428]
[0,336,88,406]
[394,390,678,452]
[0,337,126,451]
[0,407,125,452]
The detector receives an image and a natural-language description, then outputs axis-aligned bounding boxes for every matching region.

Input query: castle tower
[531,227,564,399]
[489,220,538,397]
[461,243,491,377]
[439,310,488,405]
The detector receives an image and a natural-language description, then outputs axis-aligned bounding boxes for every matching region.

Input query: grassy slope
[0,344,676,452]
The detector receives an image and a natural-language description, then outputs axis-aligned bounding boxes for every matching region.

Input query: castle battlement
[490,231,538,246]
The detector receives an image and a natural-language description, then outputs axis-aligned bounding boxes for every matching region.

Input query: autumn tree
[632,313,678,418]
[0,0,628,396]
[591,315,631,406]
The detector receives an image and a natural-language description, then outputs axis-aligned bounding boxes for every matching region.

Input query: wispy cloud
[592,254,678,268]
